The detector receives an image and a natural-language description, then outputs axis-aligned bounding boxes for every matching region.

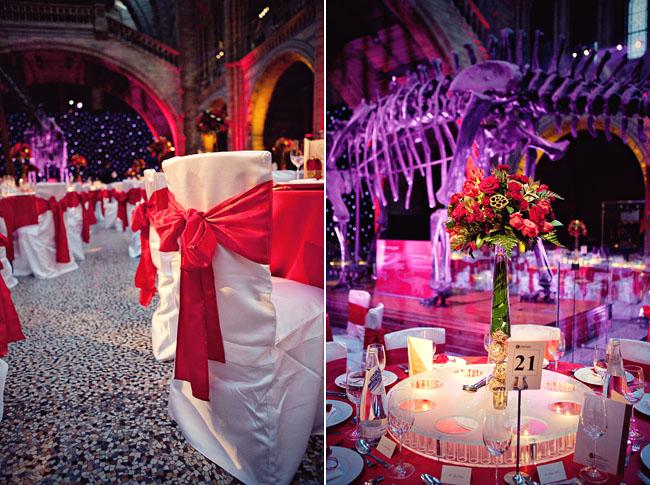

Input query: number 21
[514,355,534,371]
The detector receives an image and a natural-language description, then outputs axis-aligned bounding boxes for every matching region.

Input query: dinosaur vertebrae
[328,28,650,213]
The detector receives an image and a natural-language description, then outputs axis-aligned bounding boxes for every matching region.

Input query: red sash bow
[0,233,25,357]
[132,189,169,307]
[116,192,129,231]
[152,181,272,401]
[35,196,71,264]
[78,192,92,243]
[348,302,369,326]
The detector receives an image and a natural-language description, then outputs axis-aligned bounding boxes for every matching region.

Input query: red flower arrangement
[446,165,563,256]
[70,154,88,167]
[125,158,146,178]
[148,136,175,161]
[9,143,31,161]
[196,109,228,134]
[567,219,587,238]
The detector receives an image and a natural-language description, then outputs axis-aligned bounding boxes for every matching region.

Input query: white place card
[505,339,545,390]
[536,461,567,484]
[375,435,396,458]
[440,465,472,485]
[574,396,631,476]
[407,336,433,375]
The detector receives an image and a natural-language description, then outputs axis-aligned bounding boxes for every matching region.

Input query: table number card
[375,435,396,459]
[505,339,545,390]
[574,396,631,476]
[440,465,472,485]
[536,461,567,484]
[407,336,433,375]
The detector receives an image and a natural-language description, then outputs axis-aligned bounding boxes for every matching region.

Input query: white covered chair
[162,151,323,484]
[0,358,7,422]
[326,341,347,363]
[143,169,179,362]
[619,338,650,377]
[384,327,446,351]
[334,289,380,354]
[125,179,142,258]
[365,302,384,331]
[103,181,121,229]
[65,183,85,262]
[12,183,78,279]
[0,217,17,289]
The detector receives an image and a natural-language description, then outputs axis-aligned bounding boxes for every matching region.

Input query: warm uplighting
[583,49,590,56]
[215,50,225,60]
[258,6,270,19]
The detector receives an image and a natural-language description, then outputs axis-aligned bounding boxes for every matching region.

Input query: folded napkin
[272,170,297,183]
[408,336,434,375]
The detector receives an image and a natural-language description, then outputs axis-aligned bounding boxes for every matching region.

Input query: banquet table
[326,357,650,484]
[271,185,324,288]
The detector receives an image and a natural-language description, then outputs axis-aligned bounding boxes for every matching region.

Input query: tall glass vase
[488,245,511,410]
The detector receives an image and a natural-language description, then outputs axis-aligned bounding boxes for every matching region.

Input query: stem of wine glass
[397,432,404,470]
[555,358,559,371]
[355,403,360,428]
[592,437,597,473]
[494,457,499,485]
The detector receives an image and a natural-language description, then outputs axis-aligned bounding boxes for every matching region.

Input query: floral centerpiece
[446,164,563,408]
[148,136,175,162]
[567,219,587,252]
[9,143,31,162]
[125,158,146,178]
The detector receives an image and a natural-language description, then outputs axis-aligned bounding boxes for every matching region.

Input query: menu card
[407,336,433,375]
[573,396,631,476]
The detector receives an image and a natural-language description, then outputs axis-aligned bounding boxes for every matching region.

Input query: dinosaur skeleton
[327,28,650,301]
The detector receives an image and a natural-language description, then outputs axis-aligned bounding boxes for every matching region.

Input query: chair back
[384,327,446,365]
[162,151,275,365]
[510,324,560,341]
[35,182,67,201]
[365,303,384,330]
[326,341,347,363]
[620,338,650,377]
[143,169,167,198]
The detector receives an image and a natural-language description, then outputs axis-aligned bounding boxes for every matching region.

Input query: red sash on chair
[348,302,369,326]
[0,233,25,357]
[152,181,272,401]
[326,314,333,342]
[132,188,169,307]
[35,196,71,264]
[116,192,129,231]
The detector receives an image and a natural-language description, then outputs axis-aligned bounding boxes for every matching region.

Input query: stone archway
[0,41,183,153]
[248,50,313,150]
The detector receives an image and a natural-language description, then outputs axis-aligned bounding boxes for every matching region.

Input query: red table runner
[271,187,324,288]
[326,357,649,484]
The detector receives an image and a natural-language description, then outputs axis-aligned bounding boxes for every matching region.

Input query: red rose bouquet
[9,143,31,161]
[446,165,563,256]
[148,136,174,161]
[70,154,88,167]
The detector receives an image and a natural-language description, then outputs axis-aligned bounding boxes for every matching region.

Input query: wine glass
[593,345,608,377]
[289,140,304,179]
[367,343,386,372]
[482,411,513,484]
[388,388,416,479]
[484,331,493,362]
[624,365,645,446]
[345,365,365,440]
[551,331,566,371]
[579,393,608,484]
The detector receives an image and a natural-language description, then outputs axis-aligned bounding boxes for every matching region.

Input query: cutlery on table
[326,390,347,398]
[355,439,391,468]
[421,473,441,484]
[364,476,384,484]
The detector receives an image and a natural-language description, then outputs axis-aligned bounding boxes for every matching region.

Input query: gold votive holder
[492,386,507,410]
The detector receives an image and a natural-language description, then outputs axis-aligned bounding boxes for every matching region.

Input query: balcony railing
[0,2,178,66]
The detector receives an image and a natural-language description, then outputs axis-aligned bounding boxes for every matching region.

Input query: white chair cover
[124,179,142,258]
[346,289,371,338]
[65,183,85,262]
[12,183,78,279]
[162,151,323,484]
[365,303,384,330]
[103,182,121,229]
[143,169,179,362]
[326,341,347,363]
[619,338,650,365]
[0,217,17,289]
[384,327,446,350]
[510,324,560,341]
[0,358,7,422]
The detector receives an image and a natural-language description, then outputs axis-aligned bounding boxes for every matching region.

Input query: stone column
[312,0,324,137]
[224,0,248,149]
[175,0,201,154]
[554,0,570,52]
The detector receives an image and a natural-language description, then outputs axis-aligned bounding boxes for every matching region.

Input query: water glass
[578,393,608,484]
[482,411,512,484]
[551,331,566,371]
[593,345,607,377]
[345,366,365,440]
[624,365,645,444]
[388,388,416,479]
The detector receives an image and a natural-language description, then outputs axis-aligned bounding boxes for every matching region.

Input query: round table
[326,357,650,484]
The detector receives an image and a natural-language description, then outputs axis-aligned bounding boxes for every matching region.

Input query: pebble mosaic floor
[0,226,323,484]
